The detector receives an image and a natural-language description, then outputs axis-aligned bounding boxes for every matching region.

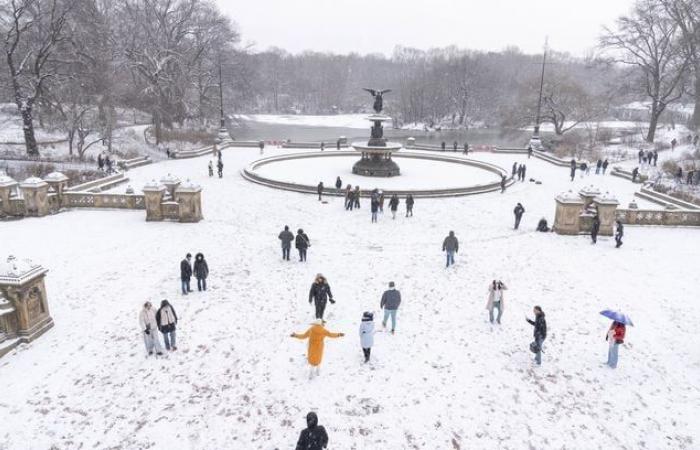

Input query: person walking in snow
[441,141,446,151]
[517,164,523,181]
[217,159,223,178]
[512,162,518,178]
[317,182,324,201]
[570,159,576,181]
[371,195,380,223]
[296,229,310,262]
[520,164,527,182]
[320,142,325,151]
[258,140,265,154]
[380,281,402,334]
[335,176,342,190]
[442,231,459,268]
[353,186,361,209]
[528,145,533,158]
[378,191,385,213]
[405,194,414,217]
[180,253,193,295]
[464,142,469,155]
[453,141,458,152]
[208,160,214,177]
[486,280,507,324]
[359,311,375,363]
[388,194,400,219]
[595,159,602,175]
[344,185,353,210]
[606,321,626,369]
[614,220,624,248]
[652,151,658,166]
[632,167,639,183]
[193,253,209,291]
[308,274,334,319]
[591,214,600,244]
[295,412,329,449]
[156,300,178,351]
[500,175,507,193]
[638,149,644,164]
[291,319,344,379]
[279,225,294,261]
[513,202,525,230]
[526,306,547,365]
[602,159,609,174]
[139,301,164,356]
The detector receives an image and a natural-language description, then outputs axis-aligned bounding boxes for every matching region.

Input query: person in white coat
[139,302,164,356]
[485,280,507,324]
[359,311,376,363]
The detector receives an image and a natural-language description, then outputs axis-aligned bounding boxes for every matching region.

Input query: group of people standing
[278,227,310,261]
[208,153,224,178]
[512,162,527,182]
[637,149,659,167]
[138,300,179,355]
[180,252,209,294]
[96,153,114,173]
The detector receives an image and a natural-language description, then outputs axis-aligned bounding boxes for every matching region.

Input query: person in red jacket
[606,321,626,368]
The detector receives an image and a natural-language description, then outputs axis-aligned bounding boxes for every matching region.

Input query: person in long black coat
[296,229,310,261]
[335,176,342,190]
[309,274,334,319]
[500,175,506,193]
[180,253,193,295]
[317,182,324,201]
[512,162,518,177]
[296,412,328,450]
[405,194,414,217]
[193,253,209,291]
[513,203,525,229]
[526,306,547,365]
[591,215,600,244]
[520,164,527,182]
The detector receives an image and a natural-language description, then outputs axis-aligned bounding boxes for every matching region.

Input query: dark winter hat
[362,311,374,321]
[186,253,192,258]
[389,281,395,288]
[298,228,303,234]
[284,225,289,230]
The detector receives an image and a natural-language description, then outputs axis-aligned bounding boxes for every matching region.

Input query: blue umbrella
[600,310,634,326]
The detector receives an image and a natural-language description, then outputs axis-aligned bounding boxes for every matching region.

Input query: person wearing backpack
[606,321,626,369]
[296,229,310,262]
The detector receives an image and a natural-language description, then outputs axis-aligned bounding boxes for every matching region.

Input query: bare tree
[2,0,73,156]
[601,0,691,142]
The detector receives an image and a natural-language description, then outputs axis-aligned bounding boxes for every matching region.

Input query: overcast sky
[216,0,635,56]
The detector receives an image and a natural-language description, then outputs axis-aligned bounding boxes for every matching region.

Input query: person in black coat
[296,412,328,450]
[388,194,400,219]
[513,203,525,230]
[526,306,547,365]
[279,225,294,261]
[335,176,342,190]
[405,194,414,217]
[615,220,624,248]
[353,186,361,209]
[632,167,639,183]
[180,253,193,295]
[370,196,379,223]
[596,159,602,174]
[463,142,469,154]
[570,159,576,181]
[500,175,506,193]
[296,229,310,261]
[317,182,324,201]
[441,141,446,151]
[512,162,518,177]
[517,164,523,181]
[309,274,334,319]
[217,159,223,178]
[602,159,609,174]
[591,214,600,244]
[520,164,527,182]
[156,300,178,351]
[193,253,209,291]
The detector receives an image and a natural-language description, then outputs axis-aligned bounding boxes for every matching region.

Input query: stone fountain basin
[351,141,402,153]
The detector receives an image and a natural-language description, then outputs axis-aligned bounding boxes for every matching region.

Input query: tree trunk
[646,102,661,143]
[67,130,75,156]
[692,70,700,131]
[21,107,39,157]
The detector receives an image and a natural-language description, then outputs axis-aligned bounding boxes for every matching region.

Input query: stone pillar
[44,172,69,204]
[175,180,203,223]
[578,186,601,210]
[0,173,19,216]
[142,180,167,221]
[20,177,50,217]
[554,191,585,235]
[406,137,416,148]
[593,193,619,236]
[0,255,53,357]
[160,174,181,199]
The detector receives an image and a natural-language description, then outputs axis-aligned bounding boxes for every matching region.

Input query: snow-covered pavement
[1,147,698,449]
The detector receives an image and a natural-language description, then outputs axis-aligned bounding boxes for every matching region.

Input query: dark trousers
[318,192,322,201]
[314,300,327,319]
[615,235,623,248]
[197,277,207,291]
[282,247,290,260]
[406,207,413,217]
[346,199,353,210]
[362,347,371,362]
[354,197,360,208]
[514,215,522,229]
[591,231,598,244]
[218,169,223,178]
[298,248,307,261]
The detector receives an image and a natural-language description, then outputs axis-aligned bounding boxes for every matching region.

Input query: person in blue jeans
[526,306,547,365]
[442,231,459,268]
[380,281,402,334]
[156,299,178,351]
[180,253,193,295]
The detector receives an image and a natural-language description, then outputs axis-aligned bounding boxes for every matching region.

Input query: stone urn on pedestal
[20,177,50,217]
[554,191,585,235]
[142,180,167,221]
[175,180,203,223]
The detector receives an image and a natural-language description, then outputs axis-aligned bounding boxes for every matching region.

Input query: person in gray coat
[278,225,294,261]
[442,231,459,267]
[359,311,375,363]
[380,281,402,334]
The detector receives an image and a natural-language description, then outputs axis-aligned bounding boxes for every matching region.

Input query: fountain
[352,89,402,177]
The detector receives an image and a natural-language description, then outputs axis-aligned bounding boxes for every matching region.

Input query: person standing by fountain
[371,195,380,223]
[353,186,361,209]
[406,194,414,217]
[345,185,353,210]
[317,182,324,201]
[379,191,385,213]
[464,142,469,155]
[389,194,400,219]
[442,231,459,268]
[335,177,342,190]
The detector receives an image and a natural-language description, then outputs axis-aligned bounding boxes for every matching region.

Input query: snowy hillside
[0,147,699,449]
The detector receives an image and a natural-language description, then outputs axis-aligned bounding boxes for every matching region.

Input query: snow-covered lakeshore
[1,147,699,449]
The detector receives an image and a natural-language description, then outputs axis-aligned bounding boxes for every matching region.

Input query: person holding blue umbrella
[600,310,632,369]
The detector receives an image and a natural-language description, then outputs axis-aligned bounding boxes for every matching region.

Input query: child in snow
[359,312,375,363]
[291,319,344,379]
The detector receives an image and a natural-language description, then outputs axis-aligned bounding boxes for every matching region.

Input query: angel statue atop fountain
[363,88,392,114]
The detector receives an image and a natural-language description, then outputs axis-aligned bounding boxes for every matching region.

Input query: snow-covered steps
[118,156,152,171]
[635,186,700,210]
[66,172,129,193]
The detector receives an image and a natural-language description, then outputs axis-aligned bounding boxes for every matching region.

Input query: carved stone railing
[62,192,145,210]
[161,201,179,219]
[616,208,700,226]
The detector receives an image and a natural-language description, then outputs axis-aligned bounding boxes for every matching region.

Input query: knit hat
[389,281,395,288]
[362,311,374,321]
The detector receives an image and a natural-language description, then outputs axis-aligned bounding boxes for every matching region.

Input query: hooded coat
[296,412,329,450]
[193,254,209,279]
[296,232,310,250]
[442,233,459,252]
[359,319,375,349]
[180,258,192,280]
[138,307,158,332]
[156,302,178,333]
[292,324,342,366]
[527,313,547,340]
[279,229,294,248]
[485,282,507,310]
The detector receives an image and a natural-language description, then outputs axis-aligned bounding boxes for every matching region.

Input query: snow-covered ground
[239,114,371,129]
[1,146,699,449]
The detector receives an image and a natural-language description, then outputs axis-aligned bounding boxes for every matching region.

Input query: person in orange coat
[291,319,344,379]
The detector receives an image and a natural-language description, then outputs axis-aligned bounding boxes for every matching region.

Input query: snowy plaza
[1,144,699,449]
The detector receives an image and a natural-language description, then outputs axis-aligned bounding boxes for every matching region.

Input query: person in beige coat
[485,280,507,324]
[138,301,164,356]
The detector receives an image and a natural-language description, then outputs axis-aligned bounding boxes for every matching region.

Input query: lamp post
[530,38,548,150]
[217,57,231,143]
